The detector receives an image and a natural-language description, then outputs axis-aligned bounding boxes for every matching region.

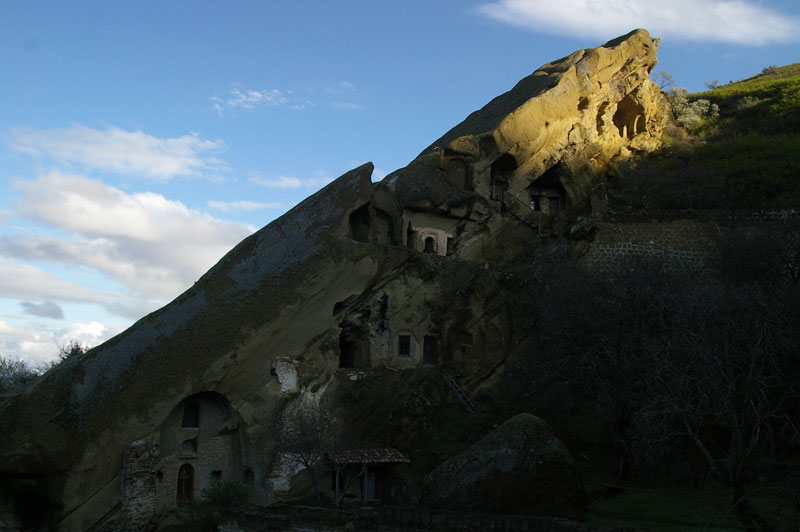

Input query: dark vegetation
[177,479,248,532]
[611,64,800,210]
[0,340,87,395]
[487,66,800,530]
[498,224,800,531]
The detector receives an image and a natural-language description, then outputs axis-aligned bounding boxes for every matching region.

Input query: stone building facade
[121,392,270,524]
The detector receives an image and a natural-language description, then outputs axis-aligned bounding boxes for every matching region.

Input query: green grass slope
[611,63,800,210]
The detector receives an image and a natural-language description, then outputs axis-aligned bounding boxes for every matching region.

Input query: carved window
[398,335,411,357]
[424,237,436,254]
[181,403,199,428]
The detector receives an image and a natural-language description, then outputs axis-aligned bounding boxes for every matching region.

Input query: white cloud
[211,84,309,115]
[250,175,303,189]
[208,200,286,212]
[5,170,255,303]
[7,124,228,181]
[0,318,122,366]
[0,319,61,365]
[54,321,123,353]
[476,0,800,44]
[0,256,119,306]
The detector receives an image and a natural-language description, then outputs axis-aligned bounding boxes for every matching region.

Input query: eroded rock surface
[0,29,665,531]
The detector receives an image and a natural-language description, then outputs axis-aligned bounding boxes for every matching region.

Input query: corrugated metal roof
[328,448,410,464]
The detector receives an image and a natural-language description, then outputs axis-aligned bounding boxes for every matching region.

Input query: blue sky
[1,0,798,364]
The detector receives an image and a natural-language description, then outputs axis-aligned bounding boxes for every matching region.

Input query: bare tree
[629,277,799,532]
[503,244,800,531]
[0,356,38,394]
[652,70,675,91]
[275,401,339,503]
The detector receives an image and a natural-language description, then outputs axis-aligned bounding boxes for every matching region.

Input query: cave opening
[490,153,517,201]
[349,205,370,243]
[338,323,371,368]
[613,95,646,139]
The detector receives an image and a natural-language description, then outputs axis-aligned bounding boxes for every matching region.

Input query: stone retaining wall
[222,505,610,532]
[582,219,718,269]
[582,211,800,270]
[601,209,800,223]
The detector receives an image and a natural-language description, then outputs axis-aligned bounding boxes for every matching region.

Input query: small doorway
[177,464,194,504]
[548,197,561,216]
[490,154,516,201]
[362,468,376,500]
[423,336,437,366]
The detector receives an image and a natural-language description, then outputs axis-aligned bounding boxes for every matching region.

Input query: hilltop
[610,62,800,211]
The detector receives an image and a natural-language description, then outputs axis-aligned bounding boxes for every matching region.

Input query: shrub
[666,88,719,128]
[58,340,88,362]
[0,357,38,395]
[178,480,248,532]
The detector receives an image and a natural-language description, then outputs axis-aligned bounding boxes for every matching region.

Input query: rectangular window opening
[398,335,411,357]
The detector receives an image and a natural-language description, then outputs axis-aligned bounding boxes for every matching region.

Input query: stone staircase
[498,191,550,236]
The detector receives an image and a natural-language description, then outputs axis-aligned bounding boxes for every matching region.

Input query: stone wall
[222,505,610,532]
[121,441,159,527]
[582,219,718,269]
[582,211,800,270]
[156,434,234,512]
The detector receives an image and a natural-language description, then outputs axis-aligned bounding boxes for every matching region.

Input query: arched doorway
[177,464,194,504]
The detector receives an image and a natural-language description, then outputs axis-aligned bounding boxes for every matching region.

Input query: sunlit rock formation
[0,29,665,531]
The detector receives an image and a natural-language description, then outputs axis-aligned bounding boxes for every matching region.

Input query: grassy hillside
[611,63,800,210]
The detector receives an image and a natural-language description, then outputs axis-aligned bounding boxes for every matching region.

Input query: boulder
[422,413,586,518]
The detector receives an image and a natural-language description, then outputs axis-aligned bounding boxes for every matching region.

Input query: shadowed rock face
[0,30,665,531]
[422,414,585,518]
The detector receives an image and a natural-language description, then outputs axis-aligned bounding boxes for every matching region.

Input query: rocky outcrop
[0,29,666,531]
[418,28,666,211]
[422,414,585,518]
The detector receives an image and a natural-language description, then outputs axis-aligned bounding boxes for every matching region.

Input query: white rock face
[271,357,298,394]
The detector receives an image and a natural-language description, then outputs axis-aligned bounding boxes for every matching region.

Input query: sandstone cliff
[0,29,665,531]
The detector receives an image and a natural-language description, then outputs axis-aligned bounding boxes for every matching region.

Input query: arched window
[181,403,199,428]
[177,464,194,504]
[242,468,255,486]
